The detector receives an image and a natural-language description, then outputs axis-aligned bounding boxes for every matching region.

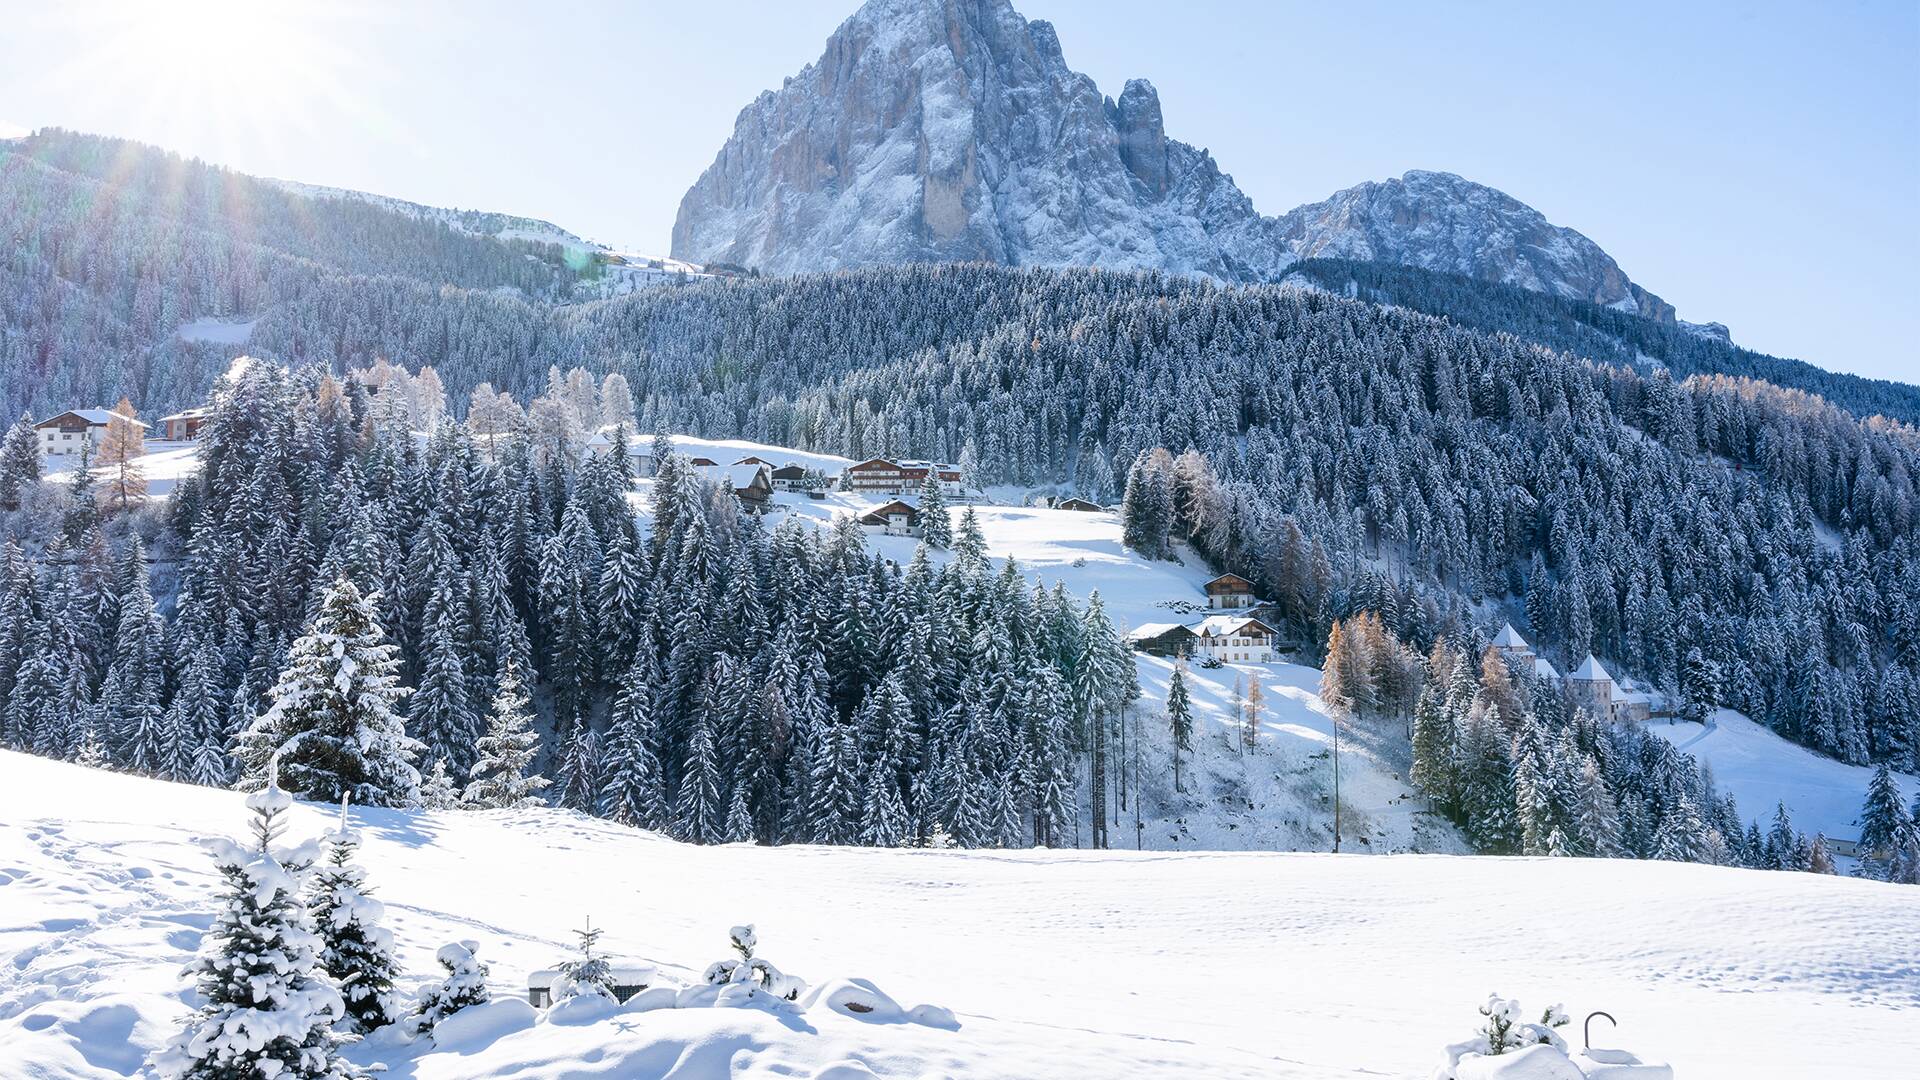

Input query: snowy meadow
[3,752,1918,1079]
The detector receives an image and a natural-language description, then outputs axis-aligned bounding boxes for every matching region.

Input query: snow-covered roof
[1126,622,1192,641]
[38,408,146,428]
[1492,622,1529,650]
[1570,654,1615,684]
[698,463,770,491]
[583,425,654,451]
[157,407,211,423]
[1192,615,1274,637]
[1532,657,1561,681]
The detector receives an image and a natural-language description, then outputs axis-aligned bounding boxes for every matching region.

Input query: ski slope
[1,754,1915,1080]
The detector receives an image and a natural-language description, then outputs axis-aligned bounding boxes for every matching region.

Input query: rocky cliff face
[670,0,1290,280]
[674,0,1673,323]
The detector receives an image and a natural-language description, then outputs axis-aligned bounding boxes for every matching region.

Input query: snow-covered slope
[268,179,599,253]
[268,178,710,298]
[646,471,1456,854]
[3,753,1917,1079]
[671,0,1674,322]
[1653,708,1920,845]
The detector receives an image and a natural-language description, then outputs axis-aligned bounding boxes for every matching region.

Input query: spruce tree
[0,412,41,511]
[674,707,725,843]
[1166,662,1193,794]
[413,941,491,1034]
[418,757,461,810]
[1856,762,1913,878]
[307,808,402,1031]
[462,665,549,809]
[412,571,478,776]
[917,469,951,549]
[599,654,666,828]
[152,785,350,1080]
[236,577,421,807]
[858,756,910,847]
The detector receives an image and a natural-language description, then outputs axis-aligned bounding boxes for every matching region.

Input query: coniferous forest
[1,131,1917,877]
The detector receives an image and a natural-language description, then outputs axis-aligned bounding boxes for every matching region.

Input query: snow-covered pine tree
[723,783,755,843]
[411,567,479,777]
[0,412,40,511]
[858,756,910,846]
[917,468,951,549]
[235,577,421,807]
[553,920,616,1000]
[1408,680,1455,811]
[418,757,461,810]
[461,664,549,809]
[599,653,666,828]
[1855,762,1914,880]
[807,718,862,845]
[413,941,491,1034]
[673,703,725,842]
[553,723,601,814]
[1166,662,1193,794]
[307,803,402,1031]
[152,784,349,1080]
[1573,758,1624,857]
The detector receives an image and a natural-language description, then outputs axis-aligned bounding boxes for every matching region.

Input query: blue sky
[1,0,1914,382]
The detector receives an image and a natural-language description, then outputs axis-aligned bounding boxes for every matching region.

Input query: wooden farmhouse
[157,406,211,442]
[1054,497,1106,512]
[1190,615,1278,663]
[858,499,922,537]
[35,407,145,457]
[769,463,809,491]
[697,462,773,510]
[1202,573,1257,610]
[1126,622,1198,657]
[1127,615,1277,663]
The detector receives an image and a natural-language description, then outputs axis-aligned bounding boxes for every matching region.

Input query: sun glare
[46,1,377,158]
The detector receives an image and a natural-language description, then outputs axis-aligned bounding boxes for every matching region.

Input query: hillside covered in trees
[4,132,1918,781]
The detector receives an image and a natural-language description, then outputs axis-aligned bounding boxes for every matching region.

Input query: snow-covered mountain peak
[673,0,1677,323]
[670,0,1295,281]
[1277,170,1676,320]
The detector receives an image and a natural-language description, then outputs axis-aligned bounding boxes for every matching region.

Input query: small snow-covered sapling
[414,940,492,1033]
[554,918,617,1000]
[703,924,805,1001]
[1475,993,1569,1056]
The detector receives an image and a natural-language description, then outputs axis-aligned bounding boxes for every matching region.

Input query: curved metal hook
[1584,1010,1616,1050]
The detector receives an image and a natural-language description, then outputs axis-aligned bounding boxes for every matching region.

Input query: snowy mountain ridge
[267,176,710,294]
[671,0,1675,321]
[268,177,600,251]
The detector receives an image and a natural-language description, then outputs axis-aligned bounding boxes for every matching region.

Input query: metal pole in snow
[1332,712,1342,854]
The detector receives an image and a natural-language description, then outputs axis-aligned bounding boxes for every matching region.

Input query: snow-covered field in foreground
[3,754,1917,1080]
